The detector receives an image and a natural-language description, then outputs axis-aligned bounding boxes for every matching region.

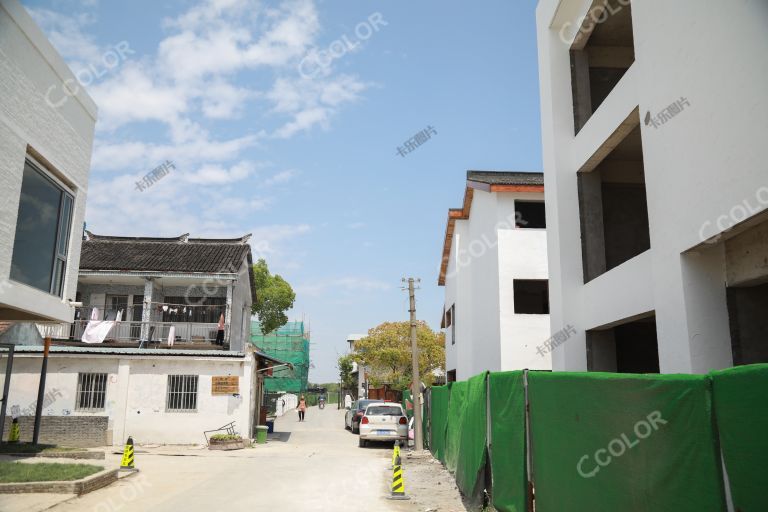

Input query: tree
[350,321,445,390]
[251,258,295,334]
[338,354,357,397]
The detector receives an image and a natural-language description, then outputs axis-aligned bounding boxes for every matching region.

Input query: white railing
[36,320,226,344]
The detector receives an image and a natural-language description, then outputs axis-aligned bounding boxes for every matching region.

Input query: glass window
[366,406,403,416]
[10,160,74,296]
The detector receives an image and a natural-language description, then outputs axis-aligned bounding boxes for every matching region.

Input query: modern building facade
[439,171,550,382]
[0,0,97,322]
[536,0,768,373]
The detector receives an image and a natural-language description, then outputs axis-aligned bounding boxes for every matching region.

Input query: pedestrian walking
[298,396,307,421]
[344,394,352,409]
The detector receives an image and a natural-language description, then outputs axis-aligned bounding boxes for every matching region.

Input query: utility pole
[403,277,423,451]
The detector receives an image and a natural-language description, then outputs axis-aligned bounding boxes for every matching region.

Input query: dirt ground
[395,449,475,512]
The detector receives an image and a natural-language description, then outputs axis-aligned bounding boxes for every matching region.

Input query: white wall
[537,0,768,373]
[2,352,255,445]
[0,0,97,322]
[498,193,551,370]
[443,189,551,380]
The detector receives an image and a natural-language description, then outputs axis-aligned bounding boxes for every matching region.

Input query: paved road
[5,406,409,512]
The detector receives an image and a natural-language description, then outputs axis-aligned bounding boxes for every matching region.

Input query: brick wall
[3,416,108,447]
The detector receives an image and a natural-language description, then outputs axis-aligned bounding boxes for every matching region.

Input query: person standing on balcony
[215,312,225,346]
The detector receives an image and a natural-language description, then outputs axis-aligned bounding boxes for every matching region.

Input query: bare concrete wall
[727,283,768,365]
[726,220,768,287]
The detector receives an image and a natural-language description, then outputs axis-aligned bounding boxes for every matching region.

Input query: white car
[358,403,408,448]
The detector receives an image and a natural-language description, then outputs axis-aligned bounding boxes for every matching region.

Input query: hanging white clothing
[81,309,122,344]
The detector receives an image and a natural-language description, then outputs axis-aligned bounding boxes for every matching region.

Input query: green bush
[209,434,242,441]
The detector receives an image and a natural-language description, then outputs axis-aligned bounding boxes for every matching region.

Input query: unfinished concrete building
[536,0,768,373]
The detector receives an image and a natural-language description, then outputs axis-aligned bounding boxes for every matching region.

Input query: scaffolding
[250,321,310,394]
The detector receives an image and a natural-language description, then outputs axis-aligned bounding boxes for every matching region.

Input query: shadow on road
[267,432,292,443]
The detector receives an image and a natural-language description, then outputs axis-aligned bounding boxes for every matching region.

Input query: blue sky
[23,0,542,382]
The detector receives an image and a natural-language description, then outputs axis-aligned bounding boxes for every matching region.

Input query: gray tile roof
[466,171,544,186]
[80,232,253,273]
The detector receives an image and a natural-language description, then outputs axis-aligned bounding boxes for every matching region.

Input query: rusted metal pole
[32,337,51,444]
[0,344,15,441]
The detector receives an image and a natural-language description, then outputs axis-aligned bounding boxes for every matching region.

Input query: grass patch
[0,443,80,454]
[0,461,103,483]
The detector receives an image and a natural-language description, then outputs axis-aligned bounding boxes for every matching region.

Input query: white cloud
[264,169,297,186]
[249,224,311,257]
[182,161,255,184]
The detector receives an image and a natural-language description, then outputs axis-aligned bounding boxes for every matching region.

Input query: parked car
[358,403,408,448]
[345,399,378,433]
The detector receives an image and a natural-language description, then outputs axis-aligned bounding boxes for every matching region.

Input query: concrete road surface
[1,406,413,512]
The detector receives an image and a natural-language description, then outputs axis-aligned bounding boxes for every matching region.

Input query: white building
[0,0,97,322]
[2,345,284,446]
[346,333,367,398]
[536,0,768,373]
[439,171,551,382]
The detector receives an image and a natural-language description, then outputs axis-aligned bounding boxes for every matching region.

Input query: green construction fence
[427,364,768,512]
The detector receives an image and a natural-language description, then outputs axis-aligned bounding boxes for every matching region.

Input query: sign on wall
[212,376,239,395]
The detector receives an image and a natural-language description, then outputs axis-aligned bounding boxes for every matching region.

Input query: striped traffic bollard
[388,454,410,500]
[8,418,20,443]
[119,436,138,472]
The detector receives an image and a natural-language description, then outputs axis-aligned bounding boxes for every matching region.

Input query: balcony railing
[36,320,227,345]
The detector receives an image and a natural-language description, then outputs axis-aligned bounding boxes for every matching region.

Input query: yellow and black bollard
[8,418,20,443]
[391,443,400,469]
[119,436,138,472]
[388,453,410,500]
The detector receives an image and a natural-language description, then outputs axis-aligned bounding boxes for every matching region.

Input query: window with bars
[76,373,107,411]
[166,375,198,412]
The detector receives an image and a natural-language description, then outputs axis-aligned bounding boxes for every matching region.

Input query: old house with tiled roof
[6,232,288,446]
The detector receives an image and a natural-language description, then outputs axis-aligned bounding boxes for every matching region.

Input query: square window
[515,201,546,229]
[514,280,549,314]
[166,375,198,412]
[76,373,107,411]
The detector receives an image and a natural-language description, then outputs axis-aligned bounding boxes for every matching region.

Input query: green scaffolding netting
[250,321,309,393]
[711,364,768,511]
[528,371,726,512]
[455,372,488,497]
[489,371,527,512]
[430,385,450,463]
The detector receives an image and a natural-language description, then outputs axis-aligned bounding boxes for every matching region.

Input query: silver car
[345,399,378,434]
[358,403,408,448]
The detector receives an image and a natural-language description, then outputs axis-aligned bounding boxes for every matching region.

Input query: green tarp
[488,371,527,512]
[430,385,450,463]
[444,381,466,473]
[528,371,726,512]
[711,364,768,511]
[455,372,488,496]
